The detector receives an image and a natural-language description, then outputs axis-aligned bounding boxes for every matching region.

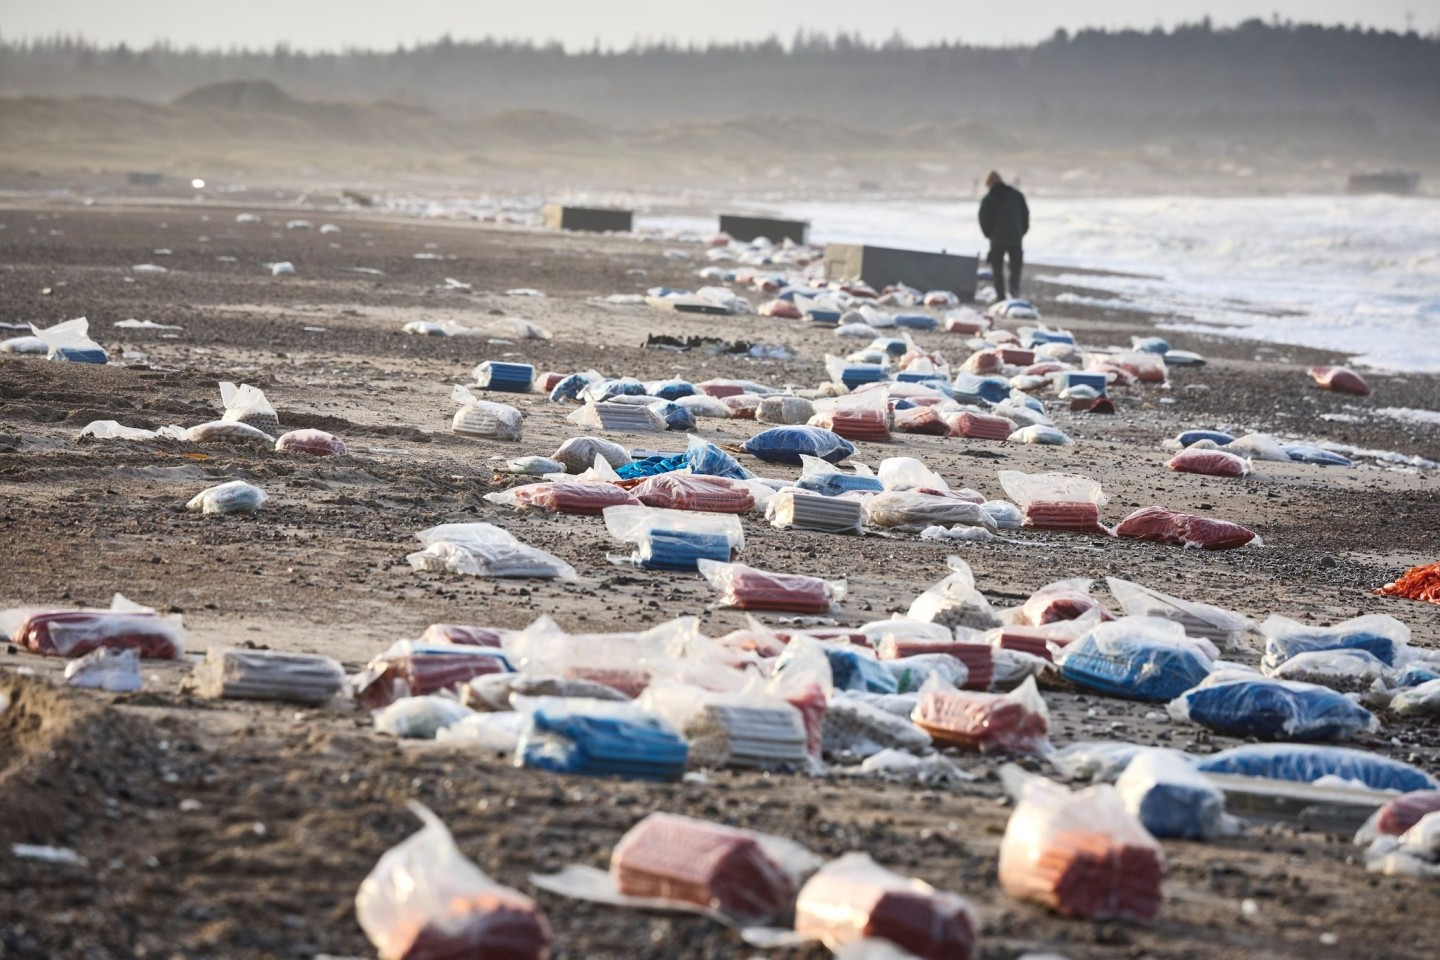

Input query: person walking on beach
[978,170,1029,301]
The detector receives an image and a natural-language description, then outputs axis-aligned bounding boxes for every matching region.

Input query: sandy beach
[1,197,1438,960]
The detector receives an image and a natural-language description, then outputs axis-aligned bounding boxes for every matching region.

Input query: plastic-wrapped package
[435,712,528,754]
[462,673,629,712]
[1260,614,1408,671]
[1168,677,1375,741]
[186,480,267,515]
[796,456,885,497]
[1167,448,1250,477]
[743,425,855,465]
[1048,741,1145,782]
[193,648,346,704]
[218,381,280,436]
[580,377,647,404]
[568,401,667,433]
[697,559,845,614]
[1194,744,1437,792]
[757,395,817,425]
[1104,577,1251,647]
[1009,425,1071,445]
[947,411,1014,441]
[452,386,524,441]
[640,683,810,769]
[911,675,1049,754]
[874,457,947,493]
[407,523,578,579]
[374,695,473,739]
[824,692,933,757]
[1,334,49,354]
[975,500,1020,530]
[961,349,1004,376]
[863,491,998,535]
[677,394,733,419]
[517,696,689,781]
[822,646,900,695]
[503,456,566,476]
[998,470,1109,535]
[769,636,834,763]
[355,803,552,960]
[795,853,980,960]
[275,429,347,456]
[1284,444,1352,467]
[1266,649,1391,691]
[998,772,1165,921]
[31,317,108,363]
[1391,678,1440,717]
[766,488,865,535]
[1115,749,1225,840]
[1177,429,1235,447]
[810,397,893,443]
[758,298,802,319]
[882,652,971,694]
[1224,432,1292,462]
[631,473,755,513]
[1058,618,1213,702]
[1394,663,1440,688]
[485,481,639,516]
[719,393,763,420]
[906,557,1001,631]
[548,370,601,404]
[1365,812,1440,877]
[473,360,535,393]
[63,647,142,692]
[893,406,949,436]
[355,641,514,709]
[603,505,743,571]
[1115,506,1257,550]
[1013,579,1106,626]
[1111,351,1167,383]
[610,813,813,923]
[1356,791,1440,844]
[552,436,631,474]
[420,623,506,647]
[6,594,184,659]
[170,420,276,444]
[1308,365,1371,396]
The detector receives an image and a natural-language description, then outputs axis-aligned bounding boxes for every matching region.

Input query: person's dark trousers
[988,245,1024,300]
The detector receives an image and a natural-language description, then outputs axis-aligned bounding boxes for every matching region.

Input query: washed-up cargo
[672,692,811,769]
[911,676,1049,754]
[275,429,347,456]
[1259,613,1407,670]
[743,426,855,465]
[408,523,577,579]
[893,405,949,436]
[863,491,997,535]
[1360,791,1440,841]
[518,697,688,781]
[1308,365,1371,396]
[757,395,816,425]
[1169,677,1375,741]
[947,411,1014,441]
[485,482,640,515]
[1194,744,1437,793]
[473,361,535,393]
[1375,561,1440,605]
[767,488,865,535]
[1115,749,1225,841]
[420,623,506,647]
[906,557,1001,633]
[1013,579,1107,627]
[1167,448,1250,477]
[630,473,755,513]
[810,403,893,443]
[1058,618,1213,702]
[796,456,885,497]
[998,470,1109,535]
[193,648,347,704]
[7,598,183,659]
[697,559,844,614]
[356,642,514,709]
[1104,577,1252,648]
[824,693,933,757]
[603,505,743,572]
[1115,506,1257,550]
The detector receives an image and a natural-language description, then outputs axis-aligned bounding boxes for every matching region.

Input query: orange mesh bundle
[1375,562,1440,604]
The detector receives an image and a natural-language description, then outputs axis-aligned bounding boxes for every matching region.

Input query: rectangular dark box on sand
[719,215,809,245]
[542,204,633,232]
[824,243,978,300]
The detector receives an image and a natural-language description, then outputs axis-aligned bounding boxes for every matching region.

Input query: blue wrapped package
[684,436,752,480]
[805,308,843,325]
[1284,445,1351,467]
[1194,744,1438,793]
[797,471,885,497]
[649,380,697,401]
[1169,678,1375,741]
[823,647,899,695]
[742,426,855,466]
[1132,337,1171,354]
[837,365,889,390]
[52,345,109,363]
[519,698,688,781]
[604,504,744,572]
[894,313,938,331]
[583,377,648,403]
[549,372,594,403]
[1059,619,1213,702]
[952,374,1011,405]
[473,361,534,393]
[872,338,908,358]
[1395,665,1440,689]
[1023,328,1076,347]
[649,401,696,432]
[1055,371,1109,396]
[1116,749,1225,840]
[616,454,685,480]
[635,529,735,571]
[1178,430,1235,447]
[1260,614,1407,670]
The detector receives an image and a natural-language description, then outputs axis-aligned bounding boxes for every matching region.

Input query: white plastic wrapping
[863,492,998,535]
[1104,576,1252,647]
[374,696,473,739]
[186,480,267,515]
[407,523,578,579]
[907,557,1001,630]
[30,316,107,362]
[452,385,524,441]
[219,381,278,435]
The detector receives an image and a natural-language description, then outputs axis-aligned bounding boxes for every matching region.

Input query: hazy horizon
[0,0,1431,52]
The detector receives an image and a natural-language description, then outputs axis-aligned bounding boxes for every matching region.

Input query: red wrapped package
[698,380,746,398]
[419,624,505,647]
[1024,362,1066,377]
[498,482,640,515]
[356,645,512,709]
[631,474,755,513]
[1017,580,1108,626]
[13,609,182,659]
[758,299,802,319]
[784,682,828,761]
[1167,448,1249,477]
[1115,353,1167,383]
[716,629,788,658]
[776,629,872,649]
[535,371,565,394]
[948,411,1014,441]
[845,283,879,299]
[945,316,989,335]
[1024,501,1108,535]
[401,904,551,960]
[720,394,763,419]
[1001,348,1035,366]
[1309,365,1371,396]
[961,349,1004,375]
[563,666,650,699]
[910,677,1049,754]
[276,429,347,456]
[811,408,892,443]
[795,853,979,960]
[698,560,843,614]
[894,406,950,436]
[878,639,992,689]
[1115,505,1257,550]
[610,813,799,923]
[1374,790,1440,837]
[997,627,1056,660]
[1071,396,1115,414]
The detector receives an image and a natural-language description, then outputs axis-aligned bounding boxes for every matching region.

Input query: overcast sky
[0,0,1430,50]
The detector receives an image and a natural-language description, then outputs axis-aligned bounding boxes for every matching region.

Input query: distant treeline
[2,20,1437,131]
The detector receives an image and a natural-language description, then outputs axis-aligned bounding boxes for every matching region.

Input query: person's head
[985,170,1003,188]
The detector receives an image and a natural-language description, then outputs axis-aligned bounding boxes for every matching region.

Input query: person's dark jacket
[978,183,1030,247]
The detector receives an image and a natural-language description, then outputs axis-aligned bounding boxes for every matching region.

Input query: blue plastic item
[824,647,899,695]
[475,361,533,393]
[952,374,1010,405]
[1172,679,1374,741]
[805,309,842,325]
[684,437,751,480]
[894,313,938,331]
[1061,628,1212,702]
[1007,390,1046,414]
[519,702,688,781]
[549,373,593,403]
[1194,744,1438,793]
[587,378,648,402]
[1056,371,1109,396]
[1262,618,1403,669]
[1178,430,1235,447]
[1285,445,1352,467]
[52,346,109,363]
[836,364,889,390]
[616,455,684,480]
[650,380,696,401]
[650,401,696,432]
[1395,665,1440,689]
[796,471,885,497]
[1132,337,1171,354]
[635,529,734,571]
[895,373,949,390]
[874,338,908,358]
[1023,329,1075,346]
[742,426,855,466]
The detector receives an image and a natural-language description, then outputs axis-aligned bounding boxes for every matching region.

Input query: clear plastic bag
[882,652,971,694]
[603,504,744,571]
[998,470,1109,535]
[1365,812,1440,877]
[1115,749,1226,840]
[355,641,514,709]
[219,381,279,436]
[434,711,529,754]
[631,473,755,513]
[824,692,933,757]
[766,488,865,535]
[5,593,184,659]
[194,648,347,703]
[452,385,524,441]
[1047,741,1145,782]
[355,802,552,960]
[186,480,267,515]
[1167,448,1251,477]
[407,523,578,579]
[275,429,347,456]
[473,360,535,393]
[516,695,689,780]
[906,557,1000,631]
[677,394,733,419]
[1104,577,1252,648]
[697,559,844,614]
[998,769,1164,921]
[742,425,855,465]
[30,316,108,363]
[552,436,631,473]
[1011,579,1106,627]
[757,395,817,425]
[863,492,998,535]
[1308,364,1371,397]
[1194,743,1437,793]
[1009,425,1071,445]
[1355,791,1440,845]
[1391,678,1440,717]
[1057,618,1213,702]
[567,401,666,433]
[768,635,834,763]
[1265,649,1392,691]
[174,420,275,444]
[639,683,809,769]
[1224,432,1292,462]
[373,695,474,739]
[809,392,893,443]
[484,481,639,515]
[1115,506,1258,551]
[796,455,885,497]
[1168,677,1376,741]
[910,674,1050,754]
[63,647,142,692]
[795,853,980,960]
[1259,614,1409,671]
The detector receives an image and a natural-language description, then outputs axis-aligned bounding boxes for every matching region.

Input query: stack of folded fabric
[519,699,687,781]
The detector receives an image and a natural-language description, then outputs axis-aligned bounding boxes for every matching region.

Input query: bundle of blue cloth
[1173,679,1374,741]
[520,702,688,782]
[1195,744,1437,793]
[1061,630,1212,702]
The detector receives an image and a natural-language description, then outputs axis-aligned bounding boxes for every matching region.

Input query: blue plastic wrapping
[1194,744,1438,793]
[1284,445,1352,467]
[650,380,697,401]
[1260,614,1407,670]
[518,699,688,781]
[474,361,534,393]
[951,374,1010,405]
[894,313,938,330]
[1116,750,1225,840]
[1395,665,1440,689]
[1132,337,1171,355]
[52,346,109,363]
[549,373,592,403]
[584,377,648,403]
[1059,620,1213,702]
[742,426,855,466]
[1170,679,1375,741]
[805,309,842,325]
[684,436,752,479]
[796,471,885,497]
[1055,371,1109,396]
[835,364,889,390]
[1178,430,1235,447]
[822,647,899,695]
[635,529,735,571]
[873,338,908,358]
[616,454,684,480]
[1023,329,1076,347]
[650,401,696,432]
